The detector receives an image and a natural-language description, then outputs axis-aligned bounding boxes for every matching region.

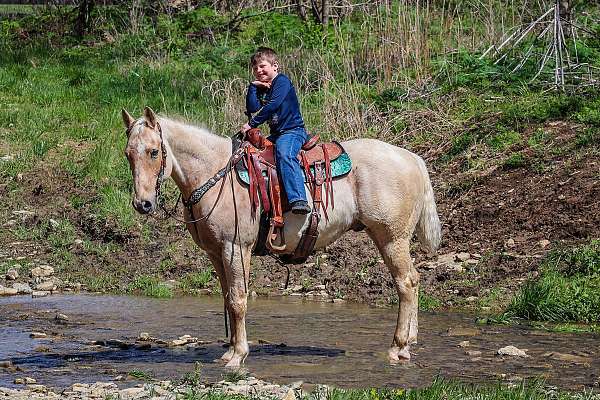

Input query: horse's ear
[121,109,135,133]
[143,106,157,129]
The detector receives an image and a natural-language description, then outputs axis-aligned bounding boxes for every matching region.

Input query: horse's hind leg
[370,234,419,362]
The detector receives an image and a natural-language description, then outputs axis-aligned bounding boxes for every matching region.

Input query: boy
[241,47,311,215]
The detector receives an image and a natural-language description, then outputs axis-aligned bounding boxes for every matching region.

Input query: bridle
[126,119,169,213]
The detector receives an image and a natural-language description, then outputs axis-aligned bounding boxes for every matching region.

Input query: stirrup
[267,224,286,251]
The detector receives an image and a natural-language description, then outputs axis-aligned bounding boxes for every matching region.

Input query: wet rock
[30,265,54,278]
[544,352,591,364]
[5,268,19,280]
[447,327,480,337]
[497,345,528,357]
[32,291,51,298]
[466,350,482,357]
[12,283,32,294]
[0,286,19,296]
[55,313,69,321]
[139,332,151,341]
[34,345,50,353]
[14,378,24,384]
[332,298,346,304]
[28,384,46,392]
[458,340,470,348]
[0,361,13,369]
[29,332,47,339]
[24,377,36,384]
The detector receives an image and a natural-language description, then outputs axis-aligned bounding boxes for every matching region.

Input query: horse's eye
[150,149,159,159]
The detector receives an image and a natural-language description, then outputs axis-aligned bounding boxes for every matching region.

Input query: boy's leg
[274,129,309,211]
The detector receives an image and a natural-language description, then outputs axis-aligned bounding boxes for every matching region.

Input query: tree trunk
[321,0,328,25]
[295,0,306,21]
[558,0,572,23]
[74,0,94,39]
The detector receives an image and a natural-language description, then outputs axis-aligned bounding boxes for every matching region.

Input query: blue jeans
[269,127,308,203]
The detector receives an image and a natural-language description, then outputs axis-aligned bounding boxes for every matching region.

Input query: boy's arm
[249,76,291,128]
[246,84,262,114]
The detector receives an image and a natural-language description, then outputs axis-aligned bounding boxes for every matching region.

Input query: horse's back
[342,138,431,231]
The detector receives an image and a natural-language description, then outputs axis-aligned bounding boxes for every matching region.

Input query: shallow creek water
[1,294,598,390]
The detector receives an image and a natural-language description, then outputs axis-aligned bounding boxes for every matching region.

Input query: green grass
[500,240,600,323]
[180,379,599,400]
[419,291,442,312]
[222,369,248,384]
[128,369,154,381]
[128,275,174,298]
[179,270,214,294]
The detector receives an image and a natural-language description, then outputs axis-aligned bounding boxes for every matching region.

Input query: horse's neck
[160,118,230,194]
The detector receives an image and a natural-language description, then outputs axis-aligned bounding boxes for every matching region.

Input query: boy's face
[252,59,278,83]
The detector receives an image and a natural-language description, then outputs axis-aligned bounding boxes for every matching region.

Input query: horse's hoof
[220,349,234,363]
[225,357,244,368]
[388,346,411,363]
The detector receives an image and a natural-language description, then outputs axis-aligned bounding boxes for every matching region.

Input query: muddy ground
[1,121,599,309]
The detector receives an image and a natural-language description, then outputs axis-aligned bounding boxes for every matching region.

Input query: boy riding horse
[240,47,311,215]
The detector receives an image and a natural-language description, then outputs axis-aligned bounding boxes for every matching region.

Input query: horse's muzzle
[132,198,154,214]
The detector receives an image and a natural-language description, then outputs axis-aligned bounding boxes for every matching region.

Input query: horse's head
[122,106,170,215]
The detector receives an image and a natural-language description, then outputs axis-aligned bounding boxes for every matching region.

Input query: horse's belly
[281,178,357,253]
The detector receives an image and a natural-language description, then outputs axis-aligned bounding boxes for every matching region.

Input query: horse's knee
[227,292,247,316]
[395,274,418,299]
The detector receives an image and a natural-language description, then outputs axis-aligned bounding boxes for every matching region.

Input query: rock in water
[497,345,528,357]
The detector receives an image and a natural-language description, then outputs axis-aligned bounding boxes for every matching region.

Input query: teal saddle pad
[236,152,352,185]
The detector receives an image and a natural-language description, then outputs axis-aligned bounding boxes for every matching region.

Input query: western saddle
[240,128,345,263]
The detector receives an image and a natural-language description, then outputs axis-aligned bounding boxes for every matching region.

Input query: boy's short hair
[250,47,278,66]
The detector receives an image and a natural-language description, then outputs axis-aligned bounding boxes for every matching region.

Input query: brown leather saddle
[239,128,345,263]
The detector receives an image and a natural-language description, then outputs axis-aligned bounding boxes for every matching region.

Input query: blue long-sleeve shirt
[246,74,305,135]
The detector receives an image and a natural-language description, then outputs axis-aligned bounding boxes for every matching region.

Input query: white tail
[415,157,442,254]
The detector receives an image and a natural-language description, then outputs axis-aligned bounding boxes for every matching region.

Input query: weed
[419,291,441,311]
[82,274,120,293]
[502,153,527,169]
[575,128,599,149]
[128,369,154,381]
[128,275,173,298]
[222,369,248,383]
[179,270,214,293]
[179,362,203,386]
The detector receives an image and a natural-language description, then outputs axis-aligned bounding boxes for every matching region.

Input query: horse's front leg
[222,241,252,367]
[205,252,237,363]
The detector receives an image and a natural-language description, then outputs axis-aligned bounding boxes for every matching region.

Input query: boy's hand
[241,123,251,133]
[252,80,271,89]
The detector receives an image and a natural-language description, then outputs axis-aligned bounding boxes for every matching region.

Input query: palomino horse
[122,107,441,367]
